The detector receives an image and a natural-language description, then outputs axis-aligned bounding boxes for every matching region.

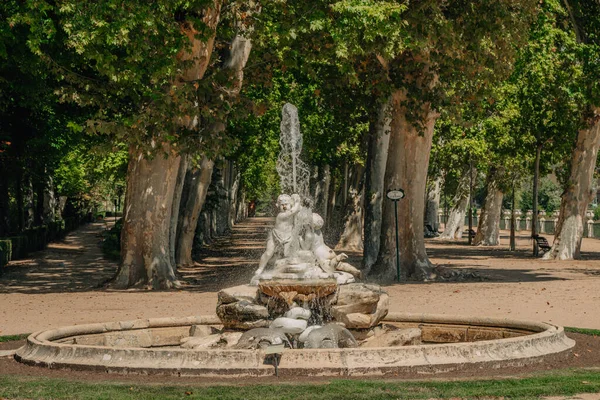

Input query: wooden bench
[532,234,551,254]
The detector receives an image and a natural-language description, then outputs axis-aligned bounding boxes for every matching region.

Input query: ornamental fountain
[14,104,575,377]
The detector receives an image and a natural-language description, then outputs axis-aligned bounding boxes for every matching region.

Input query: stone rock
[330,284,389,329]
[216,300,269,329]
[303,324,358,349]
[217,285,259,305]
[298,325,322,343]
[333,271,355,285]
[336,283,383,306]
[189,325,218,337]
[284,307,311,320]
[234,328,291,349]
[180,334,222,349]
[361,328,422,348]
[220,332,244,348]
[270,317,308,334]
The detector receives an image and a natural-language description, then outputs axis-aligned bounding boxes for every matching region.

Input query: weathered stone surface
[303,324,358,349]
[180,334,222,349]
[270,317,308,334]
[336,283,382,306]
[330,285,388,329]
[361,328,422,348]
[189,325,218,338]
[217,299,269,329]
[284,307,311,320]
[421,325,467,343]
[466,328,504,342]
[217,285,259,305]
[150,327,189,347]
[220,332,244,348]
[234,328,291,349]
[103,330,153,348]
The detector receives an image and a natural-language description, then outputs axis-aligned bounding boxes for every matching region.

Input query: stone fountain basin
[15,313,574,377]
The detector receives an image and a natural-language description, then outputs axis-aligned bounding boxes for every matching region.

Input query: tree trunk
[314,164,331,220]
[532,143,542,255]
[325,173,337,229]
[114,143,183,289]
[175,157,215,267]
[169,154,188,268]
[228,168,241,228]
[424,175,442,232]
[113,5,222,288]
[15,167,24,232]
[0,161,10,235]
[370,90,437,281]
[438,170,472,239]
[42,175,57,224]
[335,166,365,251]
[24,174,34,230]
[363,98,392,273]
[544,110,600,260]
[474,168,504,246]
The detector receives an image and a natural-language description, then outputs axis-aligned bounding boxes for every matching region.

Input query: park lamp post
[386,188,405,282]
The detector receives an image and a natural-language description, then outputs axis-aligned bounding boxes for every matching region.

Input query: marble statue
[251,193,362,285]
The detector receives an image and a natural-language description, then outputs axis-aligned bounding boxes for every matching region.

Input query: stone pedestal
[216,282,389,330]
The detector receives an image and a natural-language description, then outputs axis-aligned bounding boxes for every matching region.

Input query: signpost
[386,188,405,282]
[265,344,285,376]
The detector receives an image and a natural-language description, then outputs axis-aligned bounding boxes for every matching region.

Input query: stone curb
[15,313,575,377]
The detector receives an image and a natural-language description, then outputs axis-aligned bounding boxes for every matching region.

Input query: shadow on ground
[2,218,600,294]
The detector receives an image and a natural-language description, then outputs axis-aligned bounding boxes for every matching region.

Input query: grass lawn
[1,370,600,400]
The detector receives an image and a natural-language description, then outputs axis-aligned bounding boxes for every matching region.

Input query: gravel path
[1,218,599,336]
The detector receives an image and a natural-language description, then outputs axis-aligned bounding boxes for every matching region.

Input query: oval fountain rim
[15,312,575,377]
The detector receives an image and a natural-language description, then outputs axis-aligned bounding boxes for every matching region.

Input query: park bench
[532,234,551,254]
[424,224,439,238]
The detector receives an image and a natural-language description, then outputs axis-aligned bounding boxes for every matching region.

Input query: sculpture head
[276,194,293,212]
[311,213,324,230]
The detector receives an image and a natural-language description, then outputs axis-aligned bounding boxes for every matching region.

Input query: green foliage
[519,177,562,213]
[10,0,248,158]
[230,68,368,200]
[102,218,123,261]
[593,205,600,221]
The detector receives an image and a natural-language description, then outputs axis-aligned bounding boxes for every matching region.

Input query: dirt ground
[1,217,600,336]
[1,218,600,386]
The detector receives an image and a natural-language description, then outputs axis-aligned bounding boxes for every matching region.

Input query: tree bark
[335,166,365,252]
[532,143,542,255]
[438,170,472,239]
[474,168,504,246]
[369,90,437,281]
[0,160,10,235]
[314,164,331,220]
[175,156,215,267]
[114,5,222,288]
[544,110,600,260]
[169,154,188,268]
[24,173,34,230]
[363,97,392,273]
[115,143,183,289]
[424,175,442,232]
[42,175,56,224]
[228,168,241,228]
